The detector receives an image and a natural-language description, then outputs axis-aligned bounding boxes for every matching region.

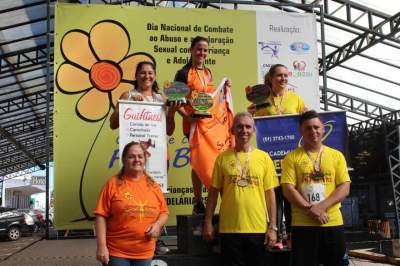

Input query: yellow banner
[54,3,257,229]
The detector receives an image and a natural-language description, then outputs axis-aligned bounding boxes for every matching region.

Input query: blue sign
[255,111,348,174]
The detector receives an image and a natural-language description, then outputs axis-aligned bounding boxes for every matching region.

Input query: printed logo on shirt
[123,192,134,200]
[125,201,158,222]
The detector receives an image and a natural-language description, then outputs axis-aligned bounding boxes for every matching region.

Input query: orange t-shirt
[93,176,168,259]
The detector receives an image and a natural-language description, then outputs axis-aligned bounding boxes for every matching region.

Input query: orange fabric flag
[189,78,235,188]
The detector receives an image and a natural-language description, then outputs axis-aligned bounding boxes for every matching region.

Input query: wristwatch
[268,225,278,232]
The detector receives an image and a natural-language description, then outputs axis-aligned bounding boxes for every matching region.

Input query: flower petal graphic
[90,21,129,62]
[61,31,97,70]
[57,63,92,93]
[76,89,110,121]
[111,82,133,108]
[119,53,154,81]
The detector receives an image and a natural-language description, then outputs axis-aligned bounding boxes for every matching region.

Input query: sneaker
[155,240,170,255]
[192,201,205,215]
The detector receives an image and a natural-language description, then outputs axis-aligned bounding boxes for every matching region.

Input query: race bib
[301,183,325,205]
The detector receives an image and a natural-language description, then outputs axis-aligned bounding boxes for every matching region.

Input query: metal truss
[0,147,48,169]
[323,0,400,41]
[322,11,400,73]
[322,87,394,119]
[1,116,50,137]
[0,132,50,154]
[385,123,400,239]
[349,110,400,135]
[0,156,49,178]
[0,128,50,148]
[348,109,400,236]
[0,127,47,170]
[275,1,400,73]
[2,166,45,180]
[0,44,53,76]
[0,89,53,116]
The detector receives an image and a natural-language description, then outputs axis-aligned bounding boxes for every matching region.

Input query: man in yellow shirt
[202,112,279,266]
[281,110,351,266]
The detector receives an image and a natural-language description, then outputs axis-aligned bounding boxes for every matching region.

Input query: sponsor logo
[123,108,162,121]
[291,60,313,78]
[258,41,281,58]
[289,42,310,54]
[293,60,307,71]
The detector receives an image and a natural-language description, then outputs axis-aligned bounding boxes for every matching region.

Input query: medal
[237,179,249,187]
[191,68,213,118]
[234,147,251,187]
[190,91,213,118]
[305,146,324,181]
[270,89,286,115]
[310,171,323,180]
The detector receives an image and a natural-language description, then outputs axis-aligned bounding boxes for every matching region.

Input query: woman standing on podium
[248,63,308,247]
[94,141,169,266]
[248,64,307,116]
[173,36,234,215]
[109,61,176,135]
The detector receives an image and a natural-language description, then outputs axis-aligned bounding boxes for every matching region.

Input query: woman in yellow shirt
[249,64,307,116]
[248,64,308,247]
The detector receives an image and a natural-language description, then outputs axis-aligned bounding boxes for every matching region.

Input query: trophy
[163,81,190,106]
[245,84,270,110]
[190,91,213,118]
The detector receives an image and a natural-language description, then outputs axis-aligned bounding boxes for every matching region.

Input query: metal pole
[45,0,51,240]
[319,4,328,111]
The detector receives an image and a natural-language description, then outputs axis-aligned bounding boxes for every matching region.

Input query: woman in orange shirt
[174,36,234,214]
[94,141,169,266]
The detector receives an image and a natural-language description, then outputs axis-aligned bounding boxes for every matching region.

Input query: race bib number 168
[301,183,325,205]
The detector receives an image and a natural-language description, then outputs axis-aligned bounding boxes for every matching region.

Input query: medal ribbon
[195,68,208,92]
[234,147,252,180]
[270,89,286,115]
[305,145,324,173]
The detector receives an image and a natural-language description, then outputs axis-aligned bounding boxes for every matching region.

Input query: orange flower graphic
[56,20,155,121]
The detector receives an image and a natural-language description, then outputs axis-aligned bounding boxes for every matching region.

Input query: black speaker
[176,214,219,255]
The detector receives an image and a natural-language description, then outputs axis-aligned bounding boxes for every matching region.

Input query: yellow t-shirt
[211,148,279,233]
[254,90,305,116]
[281,146,351,227]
